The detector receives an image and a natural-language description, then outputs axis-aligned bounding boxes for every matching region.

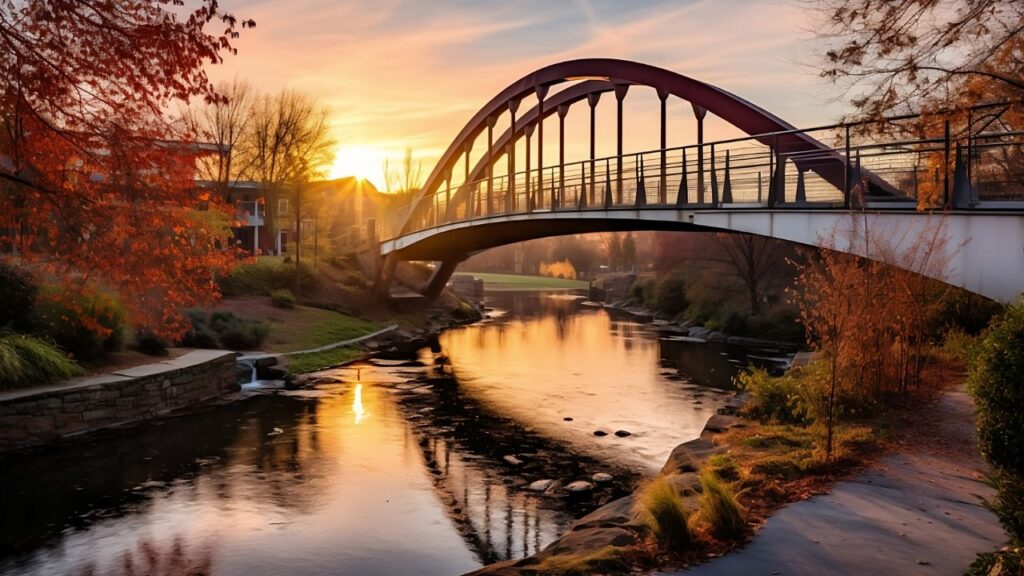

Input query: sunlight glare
[329,145,386,189]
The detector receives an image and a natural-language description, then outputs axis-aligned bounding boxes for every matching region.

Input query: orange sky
[209,0,851,189]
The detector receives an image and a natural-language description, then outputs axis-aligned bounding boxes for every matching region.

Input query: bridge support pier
[374,252,463,301]
[422,259,462,299]
[374,252,400,300]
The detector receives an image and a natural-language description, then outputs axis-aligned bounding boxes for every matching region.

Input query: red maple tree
[0,1,254,338]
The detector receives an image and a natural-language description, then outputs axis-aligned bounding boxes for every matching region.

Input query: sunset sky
[211,0,852,189]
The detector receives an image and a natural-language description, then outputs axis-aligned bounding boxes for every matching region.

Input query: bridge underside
[379,208,1024,303]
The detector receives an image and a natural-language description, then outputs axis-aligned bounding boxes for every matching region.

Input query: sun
[328,145,386,189]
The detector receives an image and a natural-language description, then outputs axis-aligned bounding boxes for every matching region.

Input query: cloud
[211,0,849,172]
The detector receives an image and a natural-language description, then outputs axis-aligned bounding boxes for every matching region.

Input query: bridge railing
[378,108,1024,241]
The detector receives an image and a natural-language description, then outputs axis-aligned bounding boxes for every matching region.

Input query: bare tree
[383,147,423,194]
[708,233,784,315]
[241,88,335,255]
[816,0,1024,118]
[184,78,254,198]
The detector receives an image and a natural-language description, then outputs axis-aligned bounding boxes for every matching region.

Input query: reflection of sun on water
[353,383,367,424]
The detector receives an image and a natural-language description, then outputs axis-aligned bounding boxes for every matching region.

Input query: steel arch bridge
[374,59,1024,303]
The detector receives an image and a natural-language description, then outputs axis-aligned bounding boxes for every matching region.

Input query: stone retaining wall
[0,350,239,452]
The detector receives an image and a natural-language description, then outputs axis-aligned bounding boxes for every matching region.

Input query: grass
[711,421,884,523]
[286,346,364,374]
[696,471,746,541]
[219,257,318,297]
[461,272,589,291]
[215,299,381,353]
[0,332,82,389]
[640,477,692,555]
[268,306,380,352]
[530,546,632,576]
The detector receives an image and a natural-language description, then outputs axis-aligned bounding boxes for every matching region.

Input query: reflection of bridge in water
[390,361,642,566]
[374,58,1024,303]
[418,434,554,564]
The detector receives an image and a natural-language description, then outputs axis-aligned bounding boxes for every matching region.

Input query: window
[278,197,289,215]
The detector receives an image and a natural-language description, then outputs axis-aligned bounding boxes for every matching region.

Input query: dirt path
[659,386,1006,576]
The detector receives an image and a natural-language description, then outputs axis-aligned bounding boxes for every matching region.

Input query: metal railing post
[844,124,851,209]
[943,119,951,208]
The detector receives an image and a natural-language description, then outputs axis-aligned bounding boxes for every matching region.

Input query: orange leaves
[0,1,252,340]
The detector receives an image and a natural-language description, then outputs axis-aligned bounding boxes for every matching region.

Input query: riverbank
[462,272,589,292]
[600,299,802,356]
[0,350,238,452]
[463,355,1000,576]
[661,384,1003,576]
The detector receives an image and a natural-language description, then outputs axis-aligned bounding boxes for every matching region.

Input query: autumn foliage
[791,214,952,456]
[0,1,253,338]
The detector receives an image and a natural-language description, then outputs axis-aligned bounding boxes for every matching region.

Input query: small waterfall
[237,357,259,387]
[237,355,284,390]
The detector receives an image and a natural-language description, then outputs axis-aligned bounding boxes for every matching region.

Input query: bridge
[373,59,1024,303]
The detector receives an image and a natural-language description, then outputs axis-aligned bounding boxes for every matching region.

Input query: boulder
[527,479,555,492]
[565,480,595,493]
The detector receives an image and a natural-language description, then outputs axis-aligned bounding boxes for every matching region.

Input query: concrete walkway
[659,387,1007,576]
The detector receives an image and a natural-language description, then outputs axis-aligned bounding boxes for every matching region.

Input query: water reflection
[440,292,743,471]
[353,383,366,424]
[0,384,484,576]
[0,291,782,576]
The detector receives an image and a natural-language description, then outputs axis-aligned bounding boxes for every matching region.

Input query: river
[0,291,790,576]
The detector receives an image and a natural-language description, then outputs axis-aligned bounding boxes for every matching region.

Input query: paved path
[659,386,1006,576]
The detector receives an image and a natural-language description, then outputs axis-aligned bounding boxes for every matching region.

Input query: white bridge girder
[381,208,1024,303]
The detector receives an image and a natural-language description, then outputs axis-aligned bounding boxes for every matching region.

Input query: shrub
[0,261,38,332]
[37,288,125,361]
[132,329,169,356]
[270,289,296,309]
[0,331,81,389]
[966,548,1023,576]
[711,306,746,335]
[981,472,1024,548]
[178,310,270,351]
[179,310,221,349]
[218,259,318,297]
[209,311,270,350]
[697,470,746,541]
[737,366,815,425]
[970,303,1024,477]
[640,477,691,554]
[654,271,688,316]
[970,301,1024,545]
[941,327,979,366]
[629,278,655,306]
[340,272,367,288]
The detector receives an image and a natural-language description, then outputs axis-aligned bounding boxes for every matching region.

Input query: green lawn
[286,346,364,374]
[218,298,381,354]
[462,272,589,291]
[266,306,381,353]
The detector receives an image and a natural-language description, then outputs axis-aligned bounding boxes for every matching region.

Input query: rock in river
[565,480,595,493]
[592,472,614,483]
[503,455,524,466]
[528,479,555,492]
